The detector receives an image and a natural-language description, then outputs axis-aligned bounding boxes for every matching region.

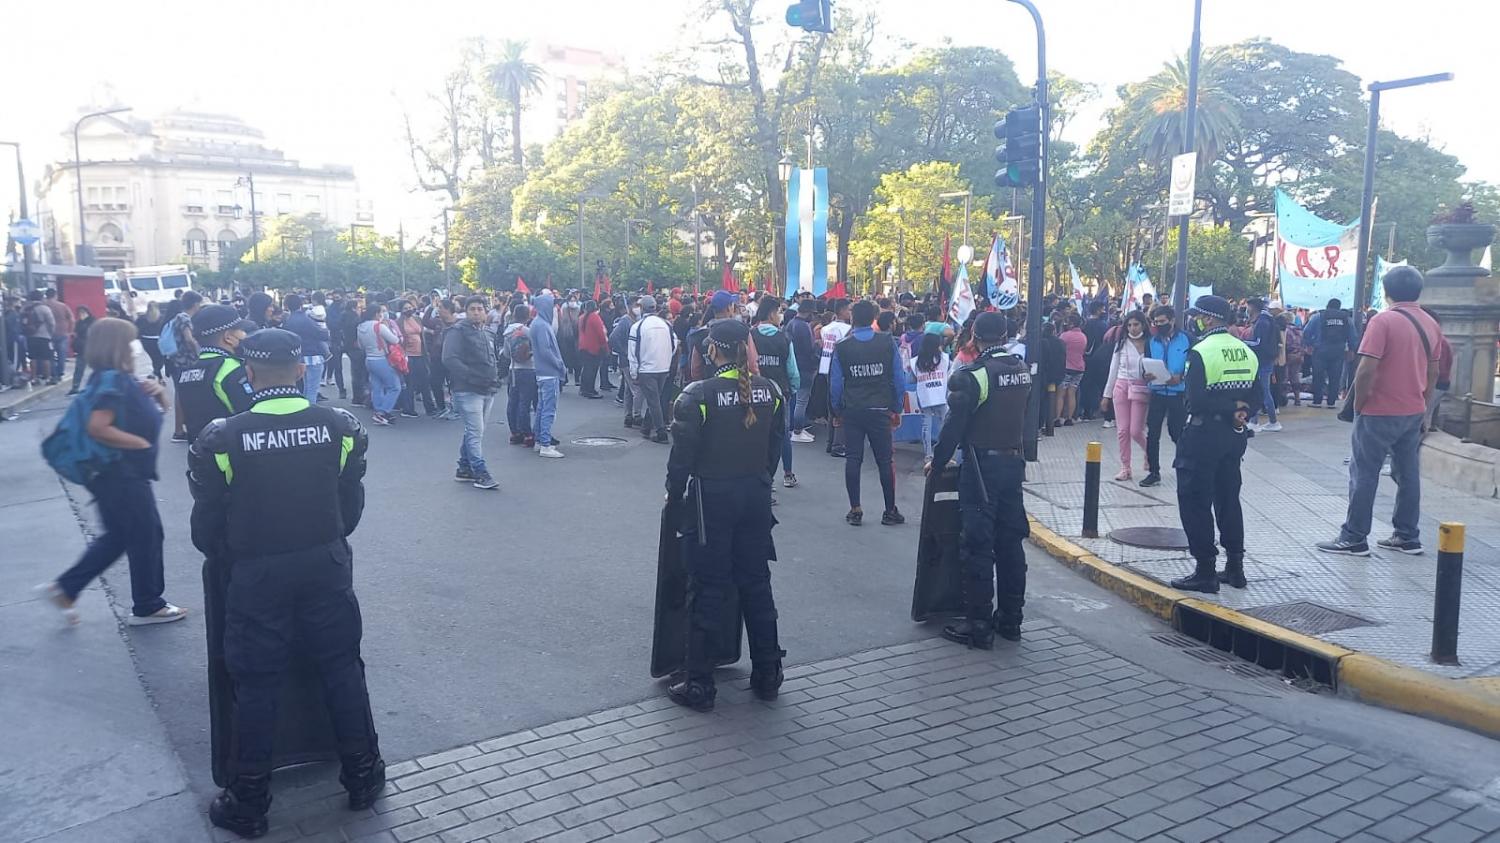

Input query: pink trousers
[1112,379,1149,471]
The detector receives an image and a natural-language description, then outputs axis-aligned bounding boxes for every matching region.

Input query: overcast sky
[4,0,1495,241]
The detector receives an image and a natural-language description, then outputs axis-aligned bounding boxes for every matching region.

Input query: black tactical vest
[219,395,351,558]
[1320,309,1350,347]
[691,372,781,479]
[836,331,896,411]
[754,328,792,395]
[176,348,253,442]
[964,349,1032,451]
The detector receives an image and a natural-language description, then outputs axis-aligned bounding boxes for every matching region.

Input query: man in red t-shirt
[1317,266,1439,558]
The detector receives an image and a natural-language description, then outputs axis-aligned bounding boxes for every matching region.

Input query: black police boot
[340,752,387,810]
[1170,559,1221,594]
[941,618,995,650]
[1218,556,1248,590]
[750,655,785,702]
[992,610,1022,642]
[668,677,716,712]
[209,774,272,839]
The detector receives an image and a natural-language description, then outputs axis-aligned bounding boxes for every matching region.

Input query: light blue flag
[1275,189,1360,310]
[812,168,829,296]
[784,172,801,293]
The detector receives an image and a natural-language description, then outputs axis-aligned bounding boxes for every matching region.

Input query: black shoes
[881,508,905,526]
[340,753,387,810]
[1139,473,1161,487]
[652,431,669,444]
[454,466,475,482]
[1171,563,1221,594]
[209,775,272,839]
[668,678,716,712]
[942,618,995,650]
[992,611,1022,642]
[624,415,638,428]
[845,509,863,527]
[1217,559,1248,589]
[750,657,785,701]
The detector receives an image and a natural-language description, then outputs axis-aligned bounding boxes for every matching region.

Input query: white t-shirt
[907,353,950,409]
[818,321,851,375]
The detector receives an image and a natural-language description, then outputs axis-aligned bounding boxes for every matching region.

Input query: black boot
[668,677,716,712]
[340,752,387,810]
[750,656,785,701]
[992,610,1022,642]
[941,618,995,650]
[209,774,272,839]
[1217,556,1248,590]
[1171,559,1220,594]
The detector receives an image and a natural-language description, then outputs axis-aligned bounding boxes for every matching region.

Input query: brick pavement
[234,623,1500,843]
[1023,408,1500,681]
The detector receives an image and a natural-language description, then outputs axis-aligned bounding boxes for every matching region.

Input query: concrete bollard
[1082,441,1102,538]
[1431,522,1465,666]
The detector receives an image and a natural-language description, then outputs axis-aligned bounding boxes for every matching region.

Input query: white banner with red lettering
[1275,189,1361,310]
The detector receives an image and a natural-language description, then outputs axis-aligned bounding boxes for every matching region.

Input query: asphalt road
[118,376,939,792]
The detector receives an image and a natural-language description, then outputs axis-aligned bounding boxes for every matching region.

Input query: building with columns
[35,109,370,271]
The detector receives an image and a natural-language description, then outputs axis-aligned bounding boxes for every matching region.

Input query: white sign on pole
[9,218,40,246]
[1168,153,1197,217]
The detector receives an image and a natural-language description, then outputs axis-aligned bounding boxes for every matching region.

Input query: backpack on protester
[21,304,43,335]
[158,314,181,357]
[41,371,124,485]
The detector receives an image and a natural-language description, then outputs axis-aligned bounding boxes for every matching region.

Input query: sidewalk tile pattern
[223,625,1497,843]
[1026,414,1500,679]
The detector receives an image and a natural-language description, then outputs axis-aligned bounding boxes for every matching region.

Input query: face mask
[632,307,641,318]
[1191,317,1207,334]
[1154,324,1172,336]
[1127,326,1143,338]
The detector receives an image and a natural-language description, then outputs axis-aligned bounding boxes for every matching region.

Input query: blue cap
[710,290,737,313]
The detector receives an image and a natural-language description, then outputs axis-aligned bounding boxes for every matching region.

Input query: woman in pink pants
[1100,311,1150,481]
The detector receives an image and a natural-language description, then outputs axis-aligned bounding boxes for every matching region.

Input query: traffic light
[993,103,1043,188]
[786,0,832,33]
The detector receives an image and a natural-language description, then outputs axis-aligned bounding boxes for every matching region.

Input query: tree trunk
[511,92,524,169]
[835,208,855,287]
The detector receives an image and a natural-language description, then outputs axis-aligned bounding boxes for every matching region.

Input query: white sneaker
[538,446,565,459]
[1101,421,1115,429]
[1261,422,1283,432]
[127,604,188,626]
[34,582,80,626]
[791,430,815,444]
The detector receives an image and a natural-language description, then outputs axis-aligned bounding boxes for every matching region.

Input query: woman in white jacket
[1100,310,1150,481]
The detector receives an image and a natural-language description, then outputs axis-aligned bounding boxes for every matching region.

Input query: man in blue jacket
[528,294,567,459]
[831,300,907,526]
[1140,305,1190,487]
[281,294,330,403]
[1243,297,1283,431]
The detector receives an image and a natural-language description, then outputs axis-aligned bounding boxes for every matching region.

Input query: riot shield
[911,464,965,622]
[650,500,743,678]
[205,554,339,787]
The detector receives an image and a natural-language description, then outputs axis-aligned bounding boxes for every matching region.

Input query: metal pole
[1082,441,1102,538]
[963,194,971,249]
[577,197,585,290]
[399,223,406,292]
[1,142,34,294]
[70,107,131,265]
[1170,0,1202,326]
[247,173,259,261]
[897,224,905,294]
[350,223,356,255]
[1010,0,1048,462]
[1431,522,1465,665]
[444,207,452,289]
[1353,88,1380,331]
[692,183,702,295]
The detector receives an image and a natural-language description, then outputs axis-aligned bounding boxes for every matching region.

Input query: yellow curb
[1175,598,1354,663]
[1025,513,1500,740]
[1340,654,1500,738]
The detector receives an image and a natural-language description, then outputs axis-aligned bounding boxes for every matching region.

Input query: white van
[116,265,194,306]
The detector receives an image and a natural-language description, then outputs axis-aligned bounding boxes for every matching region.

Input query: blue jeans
[56,471,166,617]
[453,391,495,476]
[793,383,812,431]
[365,355,401,414]
[536,376,559,446]
[53,334,70,375]
[921,405,948,460]
[302,356,325,402]
[782,388,796,474]
[508,369,537,436]
[1339,412,1425,544]
[1250,364,1277,424]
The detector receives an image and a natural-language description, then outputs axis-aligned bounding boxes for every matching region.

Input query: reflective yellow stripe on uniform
[215,451,233,485]
[341,435,353,471]
[212,358,244,411]
[970,368,990,406]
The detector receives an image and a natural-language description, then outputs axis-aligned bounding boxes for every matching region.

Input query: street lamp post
[443,207,454,289]
[1354,73,1454,328]
[0,141,34,293]
[939,191,972,250]
[1170,0,1202,324]
[894,205,906,295]
[778,156,793,296]
[71,106,132,265]
[235,173,259,261]
[623,218,647,279]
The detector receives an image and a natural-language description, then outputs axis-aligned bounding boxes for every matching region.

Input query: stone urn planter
[1427,222,1497,272]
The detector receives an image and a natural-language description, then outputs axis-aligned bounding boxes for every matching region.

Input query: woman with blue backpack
[37,317,186,626]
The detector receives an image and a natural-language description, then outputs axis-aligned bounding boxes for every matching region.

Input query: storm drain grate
[571,436,629,447]
[1151,633,1322,695]
[1241,601,1377,636]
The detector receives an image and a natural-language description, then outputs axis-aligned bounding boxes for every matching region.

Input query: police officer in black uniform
[1168,295,1259,594]
[176,304,255,442]
[929,312,1033,649]
[189,329,383,838]
[1308,297,1354,408]
[665,319,787,712]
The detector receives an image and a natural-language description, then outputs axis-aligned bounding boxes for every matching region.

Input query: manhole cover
[1241,601,1376,635]
[571,436,629,447]
[1109,526,1189,550]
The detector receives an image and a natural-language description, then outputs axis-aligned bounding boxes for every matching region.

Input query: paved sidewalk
[226,625,1500,843]
[1024,407,1500,682]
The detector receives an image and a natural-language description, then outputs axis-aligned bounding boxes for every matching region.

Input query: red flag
[593,276,600,299]
[822,280,847,299]
[603,274,613,295]
[748,276,757,294]
[516,276,530,294]
[721,263,739,292]
[647,280,654,295]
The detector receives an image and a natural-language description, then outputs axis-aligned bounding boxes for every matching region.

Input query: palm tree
[489,40,546,170]
[1129,49,1242,171]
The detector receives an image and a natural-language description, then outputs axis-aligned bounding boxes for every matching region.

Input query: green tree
[1166,224,1265,301]
[488,40,546,171]
[847,162,998,294]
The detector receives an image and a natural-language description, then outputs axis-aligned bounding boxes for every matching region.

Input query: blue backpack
[42,371,124,484]
[158,314,181,357]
